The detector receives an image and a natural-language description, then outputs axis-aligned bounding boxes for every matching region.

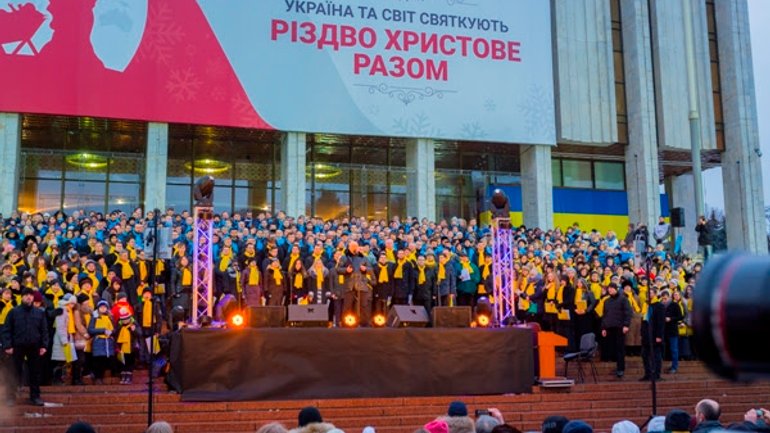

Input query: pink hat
[424,420,449,433]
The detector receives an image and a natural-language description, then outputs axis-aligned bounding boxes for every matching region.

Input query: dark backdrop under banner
[169,327,534,401]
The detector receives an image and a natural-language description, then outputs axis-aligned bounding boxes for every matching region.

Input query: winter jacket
[1,304,49,349]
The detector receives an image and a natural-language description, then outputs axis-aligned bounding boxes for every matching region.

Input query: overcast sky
[702,0,769,210]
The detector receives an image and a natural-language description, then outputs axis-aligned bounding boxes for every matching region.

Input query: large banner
[0,0,555,144]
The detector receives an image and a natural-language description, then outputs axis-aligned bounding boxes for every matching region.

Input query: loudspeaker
[432,306,472,328]
[387,305,429,328]
[247,306,286,328]
[287,304,330,327]
[671,207,685,228]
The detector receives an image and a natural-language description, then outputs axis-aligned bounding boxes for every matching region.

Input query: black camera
[475,409,490,417]
[693,253,770,381]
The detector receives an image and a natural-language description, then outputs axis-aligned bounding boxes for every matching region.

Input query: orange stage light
[477,314,491,327]
[343,314,358,327]
[230,313,245,328]
[372,314,386,327]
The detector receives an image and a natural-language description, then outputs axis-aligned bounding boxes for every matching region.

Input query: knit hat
[79,278,93,288]
[21,287,35,296]
[424,419,449,433]
[47,271,58,279]
[62,293,77,305]
[32,290,44,304]
[563,421,593,433]
[65,422,96,433]
[665,410,691,432]
[76,293,90,304]
[96,300,110,310]
[447,401,468,417]
[646,416,666,433]
[612,420,640,433]
[298,406,323,427]
[542,416,570,433]
[118,305,132,320]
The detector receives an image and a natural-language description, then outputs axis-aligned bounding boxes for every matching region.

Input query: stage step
[2,361,768,433]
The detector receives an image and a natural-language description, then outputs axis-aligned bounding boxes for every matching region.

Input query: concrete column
[716,0,766,253]
[144,122,168,212]
[520,145,553,229]
[622,0,661,230]
[281,132,306,218]
[0,113,21,216]
[665,174,698,255]
[406,138,435,221]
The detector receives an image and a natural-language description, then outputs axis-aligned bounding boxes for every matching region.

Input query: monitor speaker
[432,306,472,328]
[671,207,685,228]
[246,306,286,328]
[287,304,330,327]
[387,305,429,328]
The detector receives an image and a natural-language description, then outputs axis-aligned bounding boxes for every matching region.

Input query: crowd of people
[0,208,709,406]
[60,399,770,433]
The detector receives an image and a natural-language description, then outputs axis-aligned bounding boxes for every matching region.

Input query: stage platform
[169,327,534,402]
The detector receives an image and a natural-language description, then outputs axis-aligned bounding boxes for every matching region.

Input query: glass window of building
[593,161,625,190]
[561,159,593,189]
[19,115,146,214]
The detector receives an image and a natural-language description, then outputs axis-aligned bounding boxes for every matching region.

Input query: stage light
[476,314,491,327]
[230,313,245,328]
[66,152,109,169]
[343,314,358,328]
[372,314,386,327]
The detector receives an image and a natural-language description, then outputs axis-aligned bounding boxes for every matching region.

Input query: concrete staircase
[1,359,768,433]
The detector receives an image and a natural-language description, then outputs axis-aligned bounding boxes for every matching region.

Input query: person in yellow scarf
[135,288,161,366]
[0,288,15,325]
[265,258,286,306]
[51,295,78,385]
[372,253,395,315]
[241,259,263,308]
[435,251,456,307]
[288,258,308,304]
[391,249,414,306]
[71,293,93,386]
[542,272,559,332]
[115,250,138,306]
[413,255,437,316]
[478,255,493,299]
[88,301,115,385]
[639,285,666,381]
[172,256,193,320]
[115,305,138,384]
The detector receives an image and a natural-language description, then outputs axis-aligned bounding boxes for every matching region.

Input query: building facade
[0,0,764,253]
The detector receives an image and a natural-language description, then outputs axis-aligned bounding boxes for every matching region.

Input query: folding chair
[563,332,599,383]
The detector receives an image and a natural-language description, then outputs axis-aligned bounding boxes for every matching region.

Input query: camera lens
[693,254,770,380]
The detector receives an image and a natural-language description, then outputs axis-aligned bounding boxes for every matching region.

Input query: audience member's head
[542,416,570,433]
[146,421,174,433]
[491,424,523,433]
[448,401,468,417]
[442,415,475,433]
[695,399,721,423]
[424,419,450,433]
[646,416,666,433]
[298,406,324,427]
[611,420,640,433]
[256,422,288,433]
[562,420,592,433]
[66,422,97,433]
[476,415,502,433]
[665,409,692,432]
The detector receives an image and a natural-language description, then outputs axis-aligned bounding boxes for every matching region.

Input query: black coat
[664,301,685,338]
[600,293,632,329]
[1,304,49,349]
[696,222,712,246]
[641,301,666,342]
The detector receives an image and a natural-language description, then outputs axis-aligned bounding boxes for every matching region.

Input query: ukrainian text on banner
[0,0,555,144]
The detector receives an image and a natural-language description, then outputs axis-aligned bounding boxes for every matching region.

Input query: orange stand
[537,331,568,379]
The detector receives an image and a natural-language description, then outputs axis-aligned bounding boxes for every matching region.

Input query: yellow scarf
[556,283,570,320]
[481,263,491,280]
[461,260,473,275]
[46,288,63,306]
[437,258,446,281]
[67,308,76,334]
[117,325,132,354]
[155,259,165,276]
[385,248,395,263]
[574,287,587,311]
[85,271,99,290]
[182,268,192,286]
[519,280,533,310]
[313,251,323,262]
[378,264,389,283]
[100,262,108,279]
[127,246,137,261]
[293,273,304,289]
[417,265,426,285]
[407,251,417,264]
[477,249,485,266]
[139,261,148,282]
[248,267,259,286]
[94,315,113,338]
[394,259,405,279]
[602,275,611,286]
[545,282,557,313]
[219,253,231,272]
[288,253,300,271]
[590,282,603,300]
[0,300,13,325]
[336,258,344,285]
[37,266,47,287]
[272,267,283,285]
[142,299,153,328]
[118,259,134,280]
[595,295,609,317]
[315,268,324,291]
[628,293,641,313]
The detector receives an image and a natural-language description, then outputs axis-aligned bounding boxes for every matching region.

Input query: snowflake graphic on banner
[518,84,555,141]
[165,68,201,102]
[137,1,184,65]
[392,113,442,137]
[460,122,487,139]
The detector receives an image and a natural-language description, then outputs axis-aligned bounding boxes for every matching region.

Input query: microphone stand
[147,208,160,428]
[638,232,658,429]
